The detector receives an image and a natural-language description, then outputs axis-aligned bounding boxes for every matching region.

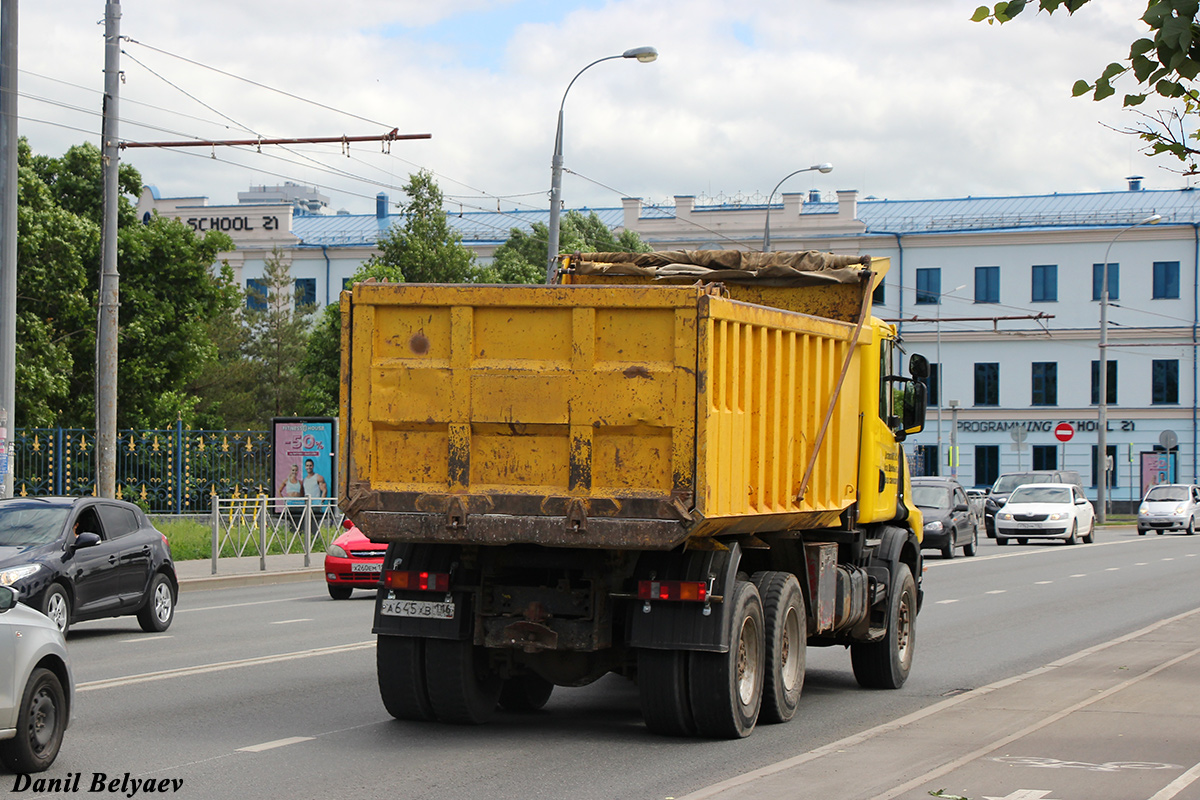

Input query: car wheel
[137,573,175,632]
[0,668,67,773]
[1066,521,1078,546]
[941,540,956,560]
[328,584,353,600]
[964,527,978,557]
[1138,527,1146,536]
[996,536,1008,546]
[1083,518,1095,544]
[40,584,70,635]
[1017,538,1028,546]
[1188,517,1196,536]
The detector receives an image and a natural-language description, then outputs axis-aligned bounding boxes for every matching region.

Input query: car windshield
[1145,486,1189,502]
[0,504,71,546]
[1008,486,1071,505]
[911,486,951,510]
[991,474,1042,494]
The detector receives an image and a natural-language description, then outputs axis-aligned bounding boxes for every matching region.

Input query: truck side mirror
[908,353,929,380]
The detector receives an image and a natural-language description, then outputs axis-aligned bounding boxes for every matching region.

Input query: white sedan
[0,585,73,772]
[994,483,1096,546]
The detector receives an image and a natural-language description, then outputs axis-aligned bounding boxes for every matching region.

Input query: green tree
[974,1,1200,170]
[299,261,406,419]
[367,170,478,283]
[14,139,235,429]
[483,210,652,284]
[242,249,314,420]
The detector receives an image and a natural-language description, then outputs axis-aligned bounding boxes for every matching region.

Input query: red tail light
[384,570,450,593]
[637,580,707,602]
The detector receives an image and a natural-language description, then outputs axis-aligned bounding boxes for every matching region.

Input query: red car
[324,521,387,599]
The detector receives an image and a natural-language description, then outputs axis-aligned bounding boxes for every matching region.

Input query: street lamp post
[935,284,967,475]
[1097,214,1161,522]
[762,164,833,252]
[544,46,658,284]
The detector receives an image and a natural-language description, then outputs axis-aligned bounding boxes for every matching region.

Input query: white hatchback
[0,585,73,772]
[1137,484,1200,536]
[994,483,1096,546]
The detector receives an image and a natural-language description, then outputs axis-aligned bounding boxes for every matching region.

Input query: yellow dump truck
[341,250,928,738]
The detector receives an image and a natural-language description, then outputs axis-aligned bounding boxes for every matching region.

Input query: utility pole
[96,0,121,498]
[0,0,17,499]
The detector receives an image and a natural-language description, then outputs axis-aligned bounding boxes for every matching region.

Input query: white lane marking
[925,534,1143,568]
[1105,567,1120,571]
[1148,757,1200,800]
[678,605,1200,800]
[1035,581,1053,585]
[1163,558,1176,562]
[1136,562,1149,566]
[1188,554,1198,558]
[177,595,327,614]
[1070,574,1087,578]
[124,635,172,643]
[986,590,1006,595]
[936,599,960,604]
[271,619,313,625]
[76,641,374,692]
[237,737,314,753]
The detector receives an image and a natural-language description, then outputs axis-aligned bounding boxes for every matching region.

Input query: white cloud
[14,0,1174,216]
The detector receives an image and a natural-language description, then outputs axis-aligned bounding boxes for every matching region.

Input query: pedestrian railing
[210,496,344,575]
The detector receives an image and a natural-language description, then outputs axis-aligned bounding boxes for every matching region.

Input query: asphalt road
[11,525,1200,800]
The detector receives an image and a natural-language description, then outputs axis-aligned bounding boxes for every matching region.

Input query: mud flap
[628,543,743,653]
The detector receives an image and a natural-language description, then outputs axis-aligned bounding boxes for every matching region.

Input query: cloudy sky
[13,0,1178,216]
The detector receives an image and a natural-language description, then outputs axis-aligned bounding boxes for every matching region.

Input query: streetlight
[935,284,967,475]
[544,46,658,284]
[1097,213,1161,522]
[762,164,833,252]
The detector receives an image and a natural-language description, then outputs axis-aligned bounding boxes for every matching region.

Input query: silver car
[1137,484,1200,536]
[0,585,73,772]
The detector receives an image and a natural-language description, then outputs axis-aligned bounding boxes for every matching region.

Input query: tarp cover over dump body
[341,252,878,550]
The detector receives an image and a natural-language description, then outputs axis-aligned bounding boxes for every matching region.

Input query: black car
[0,497,177,635]
[911,477,977,559]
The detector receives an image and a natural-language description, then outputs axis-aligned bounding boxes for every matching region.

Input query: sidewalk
[174,552,324,593]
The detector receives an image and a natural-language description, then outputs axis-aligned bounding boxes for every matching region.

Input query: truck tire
[425,638,502,725]
[498,674,554,712]
[377,635,435,721]
[751,571,805,724]
[851,563,916,690]
[688,580,765,738]
[638,649,696,736]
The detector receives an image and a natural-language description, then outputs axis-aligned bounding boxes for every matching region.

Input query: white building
[138,179,1200,506]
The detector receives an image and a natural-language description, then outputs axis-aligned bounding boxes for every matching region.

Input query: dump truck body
[343,251,927,738]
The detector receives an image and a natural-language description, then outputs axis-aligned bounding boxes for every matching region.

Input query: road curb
[178,568,324,593]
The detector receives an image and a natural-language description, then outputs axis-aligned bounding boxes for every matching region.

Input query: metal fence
[210,496,344,574]
[9,424,274,513]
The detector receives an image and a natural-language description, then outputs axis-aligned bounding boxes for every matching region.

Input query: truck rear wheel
[377,635,435,721]
[638,649,696,736]
[851,563,916,690]
[688,580,765,738]
[498,674,554,712]
[425,639,503,725]
[751,571,805,724]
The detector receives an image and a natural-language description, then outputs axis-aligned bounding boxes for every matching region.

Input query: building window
[915,268,940,304]
[917,444,939,477]
[1031,265,1057,302]
[1090,360,1117,405]
[1091,444,1118,489]
[1092,263,1119,301]
[1031,362,1057,406]
[974,362,999,406]
[925,363,940,407]
[1152,359,1179,404]
[1032,444,1057,471]
[1153,261,1180,299]
[246,278,267,311]
[294,278,316,309]
[872,280,886,306]
[975,266,999,303]
[975,445,999,488]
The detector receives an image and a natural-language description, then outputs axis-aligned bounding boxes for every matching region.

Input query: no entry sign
[1054,422,1075,442]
